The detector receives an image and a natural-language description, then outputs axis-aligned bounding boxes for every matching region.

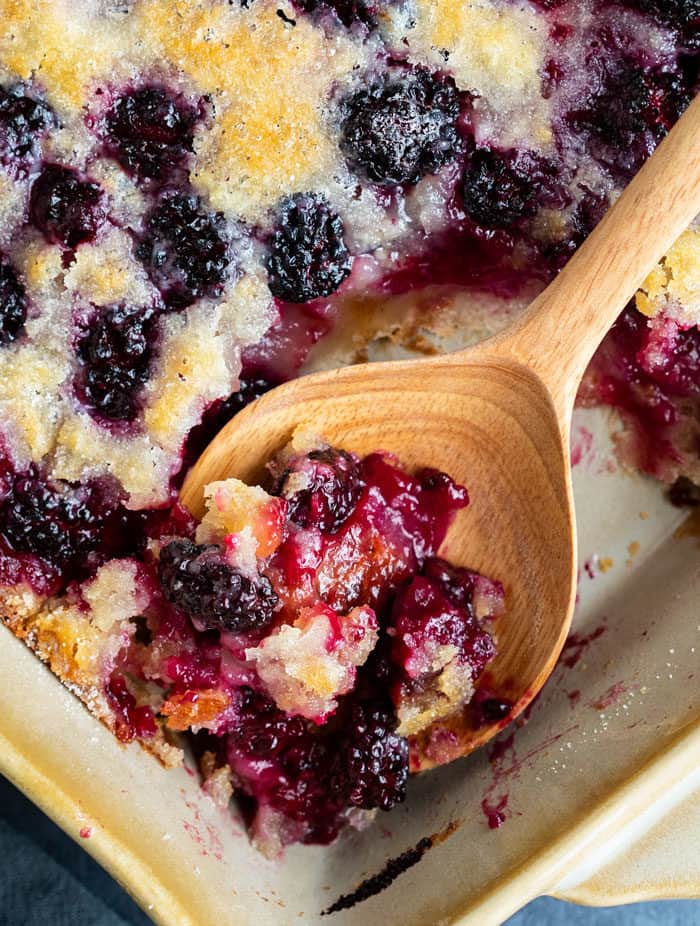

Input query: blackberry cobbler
[0,0,698,853]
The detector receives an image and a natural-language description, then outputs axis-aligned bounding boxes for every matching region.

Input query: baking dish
[0,398,698,926]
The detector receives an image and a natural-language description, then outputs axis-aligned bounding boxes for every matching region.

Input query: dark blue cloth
[0,774,697,925]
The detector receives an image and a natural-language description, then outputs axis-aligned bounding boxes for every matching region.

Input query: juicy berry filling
[340,67,463,186]
[463,148,546,230]
[104,444,501,851]
[0,84,52,168]
[265,193,351,303]
[0,470,139,581]
[0,257,26,345]
[29,164,104,249]
[158,538,279,633]
[271,446,364,532]
[588,305,700,475]
[103,86,198,182]
[75,304,157,422]
[137,192,232,309]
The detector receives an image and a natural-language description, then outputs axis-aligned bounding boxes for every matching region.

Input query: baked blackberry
[340,68,462,185]
[271,446,364,533]
[76,304,157,422]
[462,148,539,229]
[0,258,26,345]
[0,83,52,168]
[567,63,691,179]
[0,471,109,576]
[103,86,198,182]
[265,193,351,303]
[158,538,278,632]
[29,164,104,249]
[137,192,232,309]
[332,702,408,811]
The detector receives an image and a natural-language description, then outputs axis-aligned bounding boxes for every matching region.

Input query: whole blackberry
[29,164,104,249]
[76,304,157,421]
[137,192,231,309]
[340,68,462,186]
[104,86,197,181]
[266,193,351,303]
[0,84,52,167]
[0,471,108,575]
[158,538,278,633]
[0,258,27,345]
[271,446,364,533]
[462,148,538,229]
[332,702,408,811]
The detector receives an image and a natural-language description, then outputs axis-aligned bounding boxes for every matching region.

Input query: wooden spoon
[182,94,700,769]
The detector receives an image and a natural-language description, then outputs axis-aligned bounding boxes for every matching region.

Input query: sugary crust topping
[198,479,287,559]
[246,603,378,721]
[392,0,551,146]
[2,0,367,219]
[151,1,365,222]
[2,559,140,692]
[396,659,475,737]
[64,229,156,308]
[636,228,700,326]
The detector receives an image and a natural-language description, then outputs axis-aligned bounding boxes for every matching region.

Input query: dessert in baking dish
[0,0,698,850]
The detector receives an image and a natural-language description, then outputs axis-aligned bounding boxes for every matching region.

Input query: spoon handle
[496,91,700,417]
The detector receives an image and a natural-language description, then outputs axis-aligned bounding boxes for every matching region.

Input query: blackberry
[296,0,382,27]
[76,304,157,422]
[137,192,231,309]
[210,376,277,421]
[266,193,351,303]
[421,556,477,610]
[568,63,690,179]
[29,164,104,248]
[621,0,700,31]
[271,446,364,532]
[0,471,109,575]
[158,538,278,633]
[669,476,700,507]
[332,702,408,811]
[180,377,278,475]
[231,688,308,758]
[228,689,347,843]
[104,86,197,181]
[478,697,513,723]
[462,148,538,229]
[340,68,462,186]
[0,258,27,345]
[0,84,52,167]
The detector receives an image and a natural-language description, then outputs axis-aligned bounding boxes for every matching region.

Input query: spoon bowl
[182,93,700,765]
[182,352,574,766]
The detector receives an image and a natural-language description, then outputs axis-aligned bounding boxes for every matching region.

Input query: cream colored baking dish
[0,402,698,926]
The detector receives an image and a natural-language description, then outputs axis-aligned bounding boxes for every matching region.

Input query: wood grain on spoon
[182,94,700,769]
